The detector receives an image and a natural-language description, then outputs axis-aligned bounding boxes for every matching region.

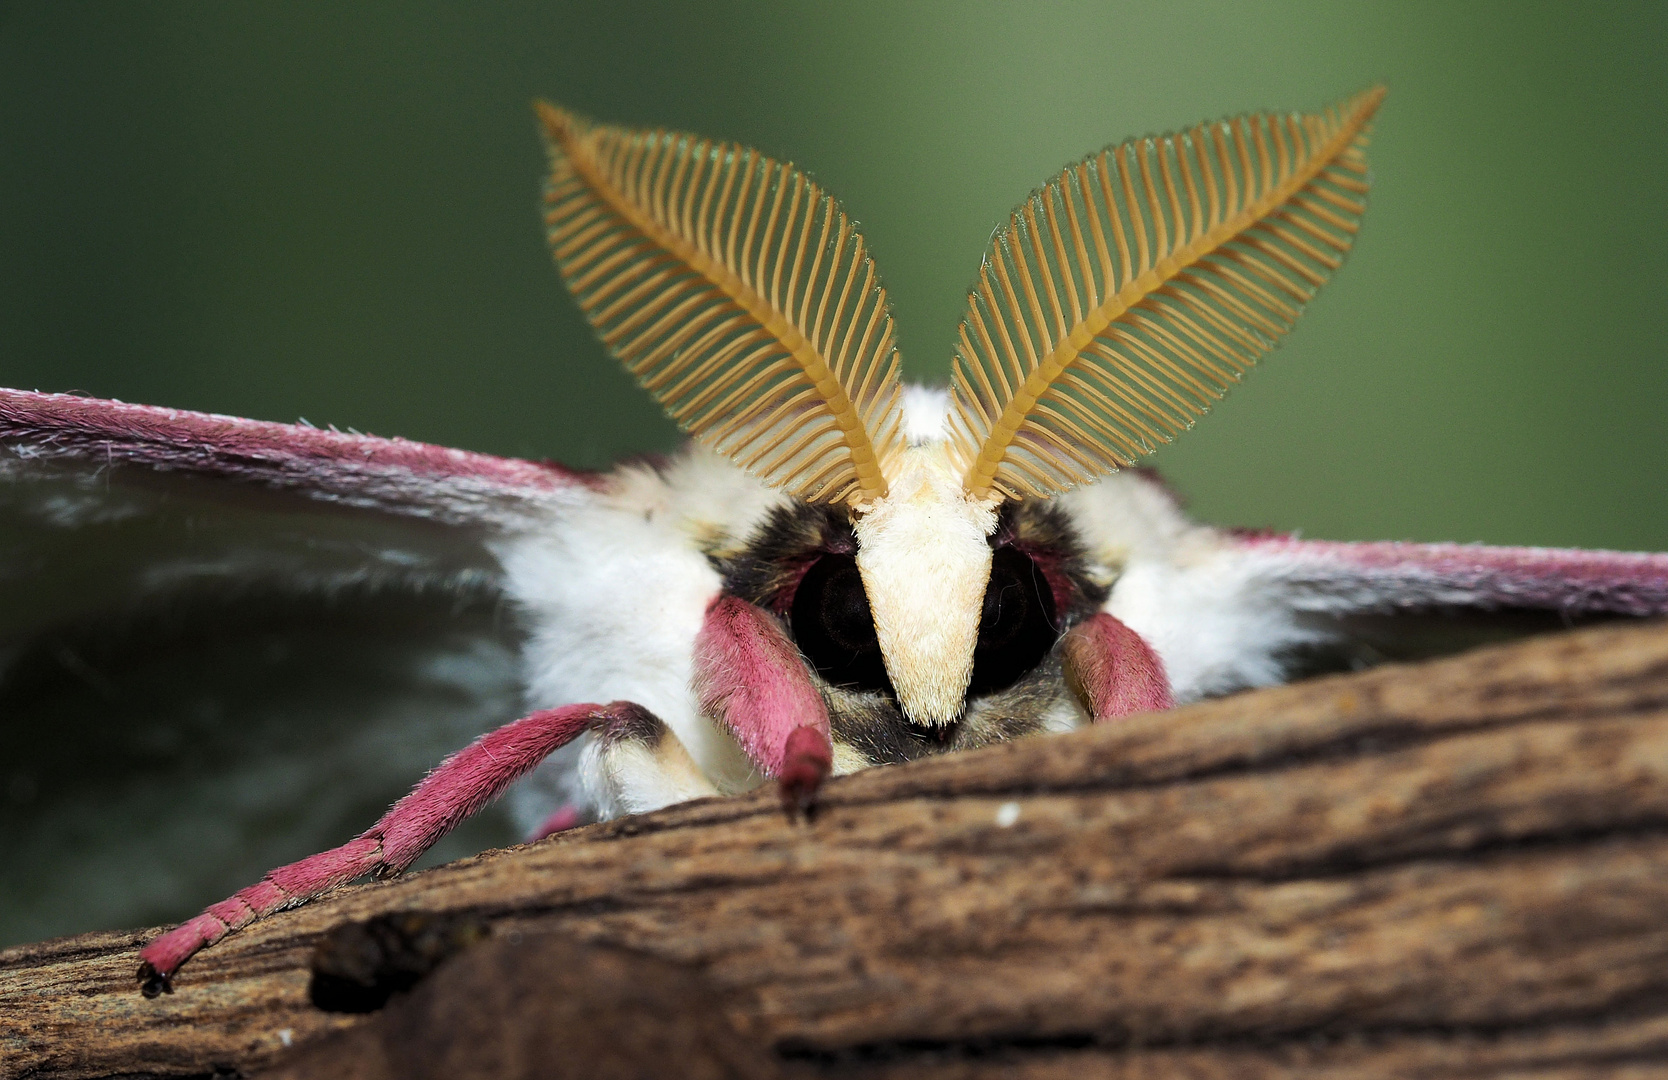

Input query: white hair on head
[901,384,949,445]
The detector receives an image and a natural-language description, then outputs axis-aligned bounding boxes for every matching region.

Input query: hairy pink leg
[1061,613,1174,721]
[527,803,585,841]
[693,593,832,815]
[138,702,622,996]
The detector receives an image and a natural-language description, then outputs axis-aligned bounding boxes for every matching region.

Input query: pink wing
[1227,534,1668,676]
[1114,527,1668,705]
[0,389,597,949]
[1234,535,1668,617]
[0,388,595,526]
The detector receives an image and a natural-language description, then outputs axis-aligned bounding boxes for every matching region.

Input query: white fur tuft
[901,384,950,445]
[583,727,721,819]
[491,446,786,827]
[1061,472,1338,702]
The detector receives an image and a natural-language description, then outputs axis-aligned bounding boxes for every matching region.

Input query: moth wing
[1065,472,1668,703]
[1225,535,1668,672]
[0,389,595,947]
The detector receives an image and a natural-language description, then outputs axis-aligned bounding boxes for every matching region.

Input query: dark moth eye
[968,546,1060,697]
[789,553,893,694]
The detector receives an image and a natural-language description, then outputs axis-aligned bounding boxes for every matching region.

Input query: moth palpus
[2,87,1664,994]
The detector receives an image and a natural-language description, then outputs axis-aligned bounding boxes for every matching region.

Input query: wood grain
[4,620,1668,1079]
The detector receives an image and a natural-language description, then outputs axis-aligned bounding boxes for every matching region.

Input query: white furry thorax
[852,442,998,725]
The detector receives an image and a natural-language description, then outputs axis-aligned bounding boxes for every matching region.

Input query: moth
[2,87,1663,995]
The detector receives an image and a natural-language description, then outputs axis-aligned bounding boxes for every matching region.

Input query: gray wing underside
[0,391,592,947]
[1239,535,1668,662]
[1114,527,1668,704]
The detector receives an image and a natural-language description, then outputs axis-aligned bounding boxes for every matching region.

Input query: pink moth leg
[693,593,833,817]
[138,701,625,995]
[1061,612,1175,721]
[527,803,586,841]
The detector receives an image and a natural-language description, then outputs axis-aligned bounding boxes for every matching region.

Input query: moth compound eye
[968,546,1060,697]
[789,553,893,694]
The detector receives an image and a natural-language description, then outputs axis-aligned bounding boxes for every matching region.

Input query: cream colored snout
[852,445,998,725]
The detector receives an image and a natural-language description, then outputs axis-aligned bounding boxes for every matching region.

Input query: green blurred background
[2,0,1664,548]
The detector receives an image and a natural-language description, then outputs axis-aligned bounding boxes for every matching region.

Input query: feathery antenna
[537,104,903,505]
[949,87,1385,501]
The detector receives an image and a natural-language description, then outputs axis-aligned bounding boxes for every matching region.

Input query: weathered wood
[261,932,784,1080]
[5,620,1668,1079]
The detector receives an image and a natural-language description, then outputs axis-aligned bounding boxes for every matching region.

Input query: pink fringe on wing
[0,388,598,526]
[1235,536,1668,617]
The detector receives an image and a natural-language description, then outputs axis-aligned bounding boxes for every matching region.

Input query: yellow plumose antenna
[538,103,903,506]
[949,87,1385,501]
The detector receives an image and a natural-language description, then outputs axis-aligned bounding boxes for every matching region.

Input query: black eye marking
[967,546,1060,697]
[747,502,1082,705]
[789,553,893,694]
[719,501,853,616]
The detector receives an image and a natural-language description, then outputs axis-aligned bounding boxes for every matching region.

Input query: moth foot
[778,725,832,823]
[137,961,172,998]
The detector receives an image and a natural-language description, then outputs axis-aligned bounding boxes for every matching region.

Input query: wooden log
[4,620,1668,1079]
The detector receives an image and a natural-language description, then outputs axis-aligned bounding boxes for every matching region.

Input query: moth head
[780,462,1072,730]
[538,89,1384,720]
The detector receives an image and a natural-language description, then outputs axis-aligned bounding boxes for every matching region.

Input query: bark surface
[5,621,1668,1079]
